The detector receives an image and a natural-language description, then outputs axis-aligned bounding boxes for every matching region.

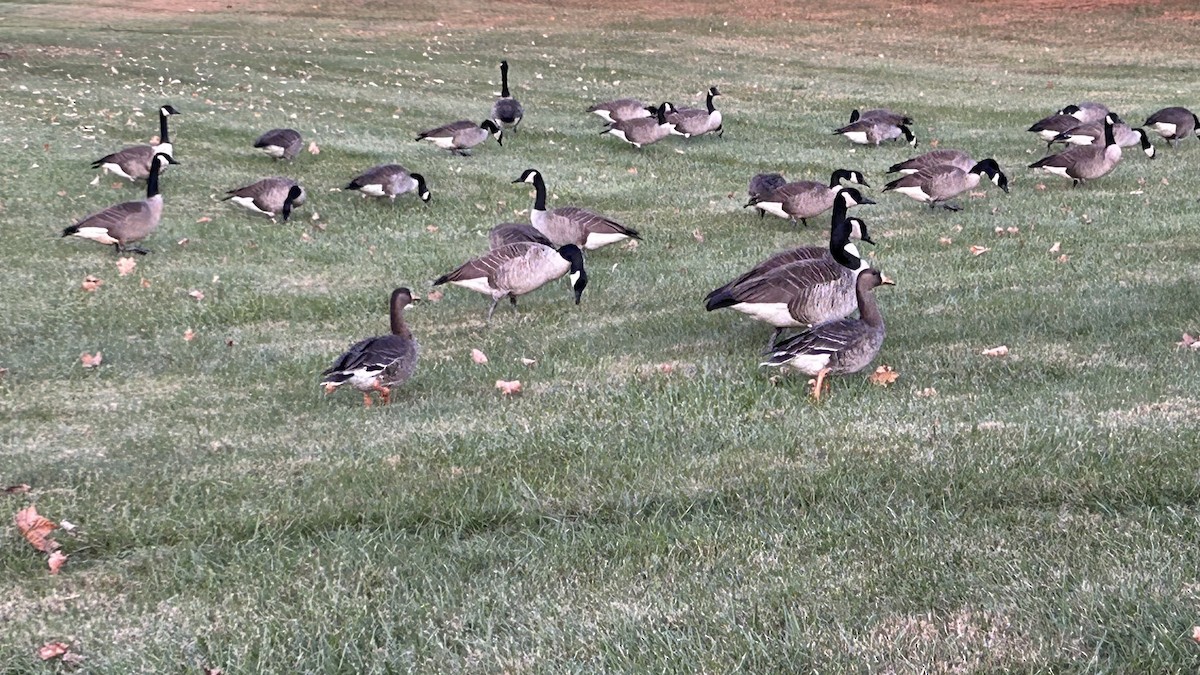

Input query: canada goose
[748,172,787,219]
[415,119,502,155]
[602,102,677,148]
[887,149,974,175]
[63,153,176,254]
[433,242,588,320]
[586,98,655,124]
[1142,107,1200,147]
[222,177,306,221]
[882,158,1009,211]
[706,189,876,348]
[91,104,181,181]
[667,86,723,138]
[760,267,894,402]
[745,169,871,226]
[254,128,303,160]
[1029,113,1123,187]
[849,108,913,126]
[1028,109,1087,145]
[834,116,917,148]
[488,222,552,249]
[1069,101,1110,124]
[321,287,419,407]
[513,168,641,249]
[1052,120,1156,158]
[343,165,431,204]
[490,60,524,133]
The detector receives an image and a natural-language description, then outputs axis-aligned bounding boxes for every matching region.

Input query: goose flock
[59,59,1200,405]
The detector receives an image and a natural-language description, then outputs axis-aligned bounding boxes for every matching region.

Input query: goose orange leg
[811,368,832,402]
[375,384,392,405]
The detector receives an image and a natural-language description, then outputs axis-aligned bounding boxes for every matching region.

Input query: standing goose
[882,158,1009,211]
[490,60,524,133]
[745,169,871,226]
[666,86,723,138]
[887,149,974,175]
[321,287,420,407]
[433,242,588,320]
[747,172,788,219]
[344,164,431,204]
[706,188,876,347]
[1051,120,1156,158]
[587,98,656,124]
[849,108,913,126]
[1029,113,1123,187]
[254,128,303,160]
[602,102,677,149]
[64,153,176,254]
[91,104,181,181]
[415,119,502,155]
[834,115,917,148]
[1142,107,1200,147]
[488,222,552,249]
[513,168,641,249]
[222,177,306,221]
[760,268,894,402]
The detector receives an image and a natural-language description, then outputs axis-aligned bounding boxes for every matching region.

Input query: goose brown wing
[321,334,411,383]
[433,242,534,285]
[763,319,860,365]
[91,144,154,170]
[416,120,473,139]
[552,206,641,239]
[73,199,153,232]
[489,223,552,249]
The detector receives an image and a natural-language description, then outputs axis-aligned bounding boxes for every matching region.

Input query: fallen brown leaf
[981,345,1009,357]
[914,387,938,398]
[177,237,190,246]
[692,228,704,243]
[969,245,990,256]
[656,362,674,374]
[1177,333,1200,351]
[627,166,638,174]
[495,379,522,395]
[5,484,31,494]
[37,642,70,661]
[426,225,439,233]
[48,551,67,575]
[938,237,953,246]
[81,275,103,292]
[1035,183,1047,191]
[115,257,136,276]
[519,357,537,367]
[621,239,639,251]
[1056,254,1069,264]
[1049,241,1061,253]
[183,328,195,342]
[15,505,60,552]
[1192,626,1200,643]
[308,141,320,155]
[140,277,151,288]
[426,289,443,302]
[189,290,205,301]
[196,216,211,224]
[867,365,899,386]
[470,348,488,364]
[80,351,103,368]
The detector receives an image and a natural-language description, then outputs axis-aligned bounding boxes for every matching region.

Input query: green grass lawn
[3,0,1200,671]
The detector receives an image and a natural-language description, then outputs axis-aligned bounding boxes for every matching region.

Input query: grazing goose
[887,149,974,175]
[882,158,1009,211]
[415,119,502,155]
[321,287,419,407]
[667,86,723,138]
[1028,109,1087,145]
[254,128,303,160]
[1069,101,1110,124]
[1052,119,1156,158]
[488,222,552,249]
[834,115,917,148]
[513,168,641,249]
[760,267,894,402]
[849,108,913,126]
[490,60,524,133]
[344,165,431,203]
[587,98,656,124]
[63,153,176,254]
[222,177,306,221]
[747,172,788,218]
[91,104,181,181]
[602,102,677,148]
[1029,113,1123,187]
[433,242,588,320]
[706,189,876,348]
[1142,107,1200,147]
[745,169,871,226]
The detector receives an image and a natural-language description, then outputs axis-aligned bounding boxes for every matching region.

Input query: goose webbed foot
[509,295,518,306]
[940,202,963,212]
[757,208,765,219]
[121,244,151,255]
[800,218,809,227]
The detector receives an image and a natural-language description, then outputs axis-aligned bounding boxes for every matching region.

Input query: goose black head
[161,104,181,116]
[900,124,918,148]
[847,216,875,245]
[709,86,721,98]
[514,168,542,185]
[849,109,861,123]
[1136,128,1156,158]
[557,244,588,304]
[836,186,876,208]
[411,173,431,203]
[972,159,1009,193]
[1060,104,1082,118]
[281,184,304,221]
[481,119,504,145]
[832,168,870,189]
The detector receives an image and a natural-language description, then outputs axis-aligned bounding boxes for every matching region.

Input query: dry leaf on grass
[519,357,537,367]
[914,387,938,398]
[37,642,70,661]
[204,668,224,675]
[470,348,488,364]
[196,216,211,224]
[80,352,103,368]
[968,245,990,256]
[15,505,60,552]
[177,238,190,246]
[59,520,77,534]
[5,484,31,494]
[867,365,899,386]
[308,141,320,155]
[938,237,953,246]
[495,379,522,395]
[188,290,205,301]
[1006,227,1019,235]
[692,228,704,243]
[1049,241,1061,253]
[426,225,439,233]
[81,275,103,292]
[656,362,674,374]
[47,551,67,575]
[1177,333,1200,351]
[183,329,195,342]
[621,239,639,251]
[1056,254,1070,264]
[981,345,1009,357]
[139,277,151,289]
[627,166,638,174]
[426,289,443,302]
[1192,626,1200,643]
[115,257,136,276]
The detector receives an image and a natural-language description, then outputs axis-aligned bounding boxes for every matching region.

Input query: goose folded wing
[763,319,859,362]
[74,200,153,231]
[553,206,640,238]
[435,243,533,284]
[321,335,407,383]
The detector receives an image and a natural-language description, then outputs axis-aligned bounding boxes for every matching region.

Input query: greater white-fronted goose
[488,222,552,249]
[745,169,871,226]
[602,102,677,148]
[887,149,974,175]
[587,98,655,124]
[760,267,894,402]
[1029,113,1123,187]
[513,168,641,249]
[1143,107,1199,147]
[882,158,1009,211]
[63,153,176,255]
[433,242,588,320]
[667,86,723,138]
[344,165,431,204]
[490,60,524,133]
[254,128,303,160]
[222,177,306,221]
[321,287,419,407]
[91,104,181,181]
[415,119,502,155]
